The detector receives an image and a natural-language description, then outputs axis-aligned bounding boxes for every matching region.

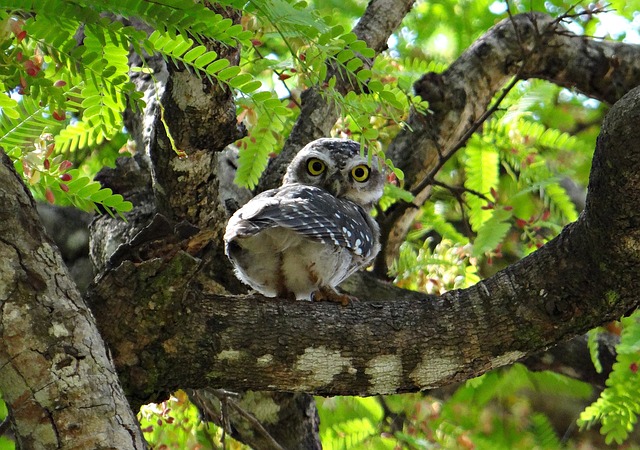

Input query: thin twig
[430,180,481,239]
[208,388,238,450]
[554,2,612,25]
[220,395,228,449]
[251,44,301,108]
[187,388,236,449]
[409,72,523,199]
[226,397,285,450]
[505,1,525,48]
[0,417,10,437]
[377,396,420,450]
[377,395,407,433]
[430,179,492,203]
[200,389,283,450]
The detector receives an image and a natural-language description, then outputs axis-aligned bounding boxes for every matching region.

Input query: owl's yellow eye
[306,158,326,176]
[350,165,370,182]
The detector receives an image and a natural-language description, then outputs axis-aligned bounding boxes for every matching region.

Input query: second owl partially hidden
[224,138,384,304]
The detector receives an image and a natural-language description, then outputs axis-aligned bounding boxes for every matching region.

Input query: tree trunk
[0,152,145,449]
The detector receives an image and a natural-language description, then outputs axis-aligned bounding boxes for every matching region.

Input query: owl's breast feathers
[224,184,379,260]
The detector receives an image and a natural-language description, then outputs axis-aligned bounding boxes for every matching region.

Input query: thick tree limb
[87,84,640,405]
[0,152,145,449]
[523,333,617,389]
[36,197,614,395]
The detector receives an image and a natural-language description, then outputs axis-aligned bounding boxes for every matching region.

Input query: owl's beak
[325,173,344,197]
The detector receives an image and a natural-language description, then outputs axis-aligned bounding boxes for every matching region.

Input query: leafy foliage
[392,236,481,294]
[454,97,588,258]
[0,396,13,450]
[578,310,640,444]
[0,0,266,198]
[234,93,294,188]
[587,327,605,374]
[138,390,237,449]
[230,4,419,187]
[0,0,416,195]
[317,397,394,450]
[464,143,500,231]
[5,133,132,216]
[428,364,592,449]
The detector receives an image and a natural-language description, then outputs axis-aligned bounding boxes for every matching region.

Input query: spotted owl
[224,138,384,304]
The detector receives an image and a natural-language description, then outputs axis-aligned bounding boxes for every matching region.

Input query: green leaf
[393,168,404,181]
[0,94,19,119]
[193,51,218,68]
[241,80,262,93]
[216,66,242,82]
[166,35,194,56]
[472,208,512,257]
[183,46,207,63]
[251,91,273,102]
[340,32,357,46]
[465,143,499,231]
[336,49,355,64]
[346,57,363,72]
[361,128,378,140]
[75,181,102,198]
[102,193,126,207]
[380,183,415,211]
[227,73,253,88]
[366,80,383,93]
[206,59,232,75]
[378,89,404,109]
[587,327,604,374]
[356,69,372,81]
[89,187,114,202]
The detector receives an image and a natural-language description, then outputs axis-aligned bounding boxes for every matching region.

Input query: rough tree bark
[0,152,145,448]
[3,7,640,449]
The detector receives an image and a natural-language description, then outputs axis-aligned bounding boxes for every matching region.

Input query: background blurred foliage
[2,0,640,448]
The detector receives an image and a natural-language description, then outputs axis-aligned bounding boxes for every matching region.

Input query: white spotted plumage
[224,138,384,301]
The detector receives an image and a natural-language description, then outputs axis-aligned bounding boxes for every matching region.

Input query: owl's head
[282,138,384,209]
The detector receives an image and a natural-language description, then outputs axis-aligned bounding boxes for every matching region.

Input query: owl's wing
[226,184,378,258]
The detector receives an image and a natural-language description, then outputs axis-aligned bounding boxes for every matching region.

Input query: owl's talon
[311,287,355,306]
